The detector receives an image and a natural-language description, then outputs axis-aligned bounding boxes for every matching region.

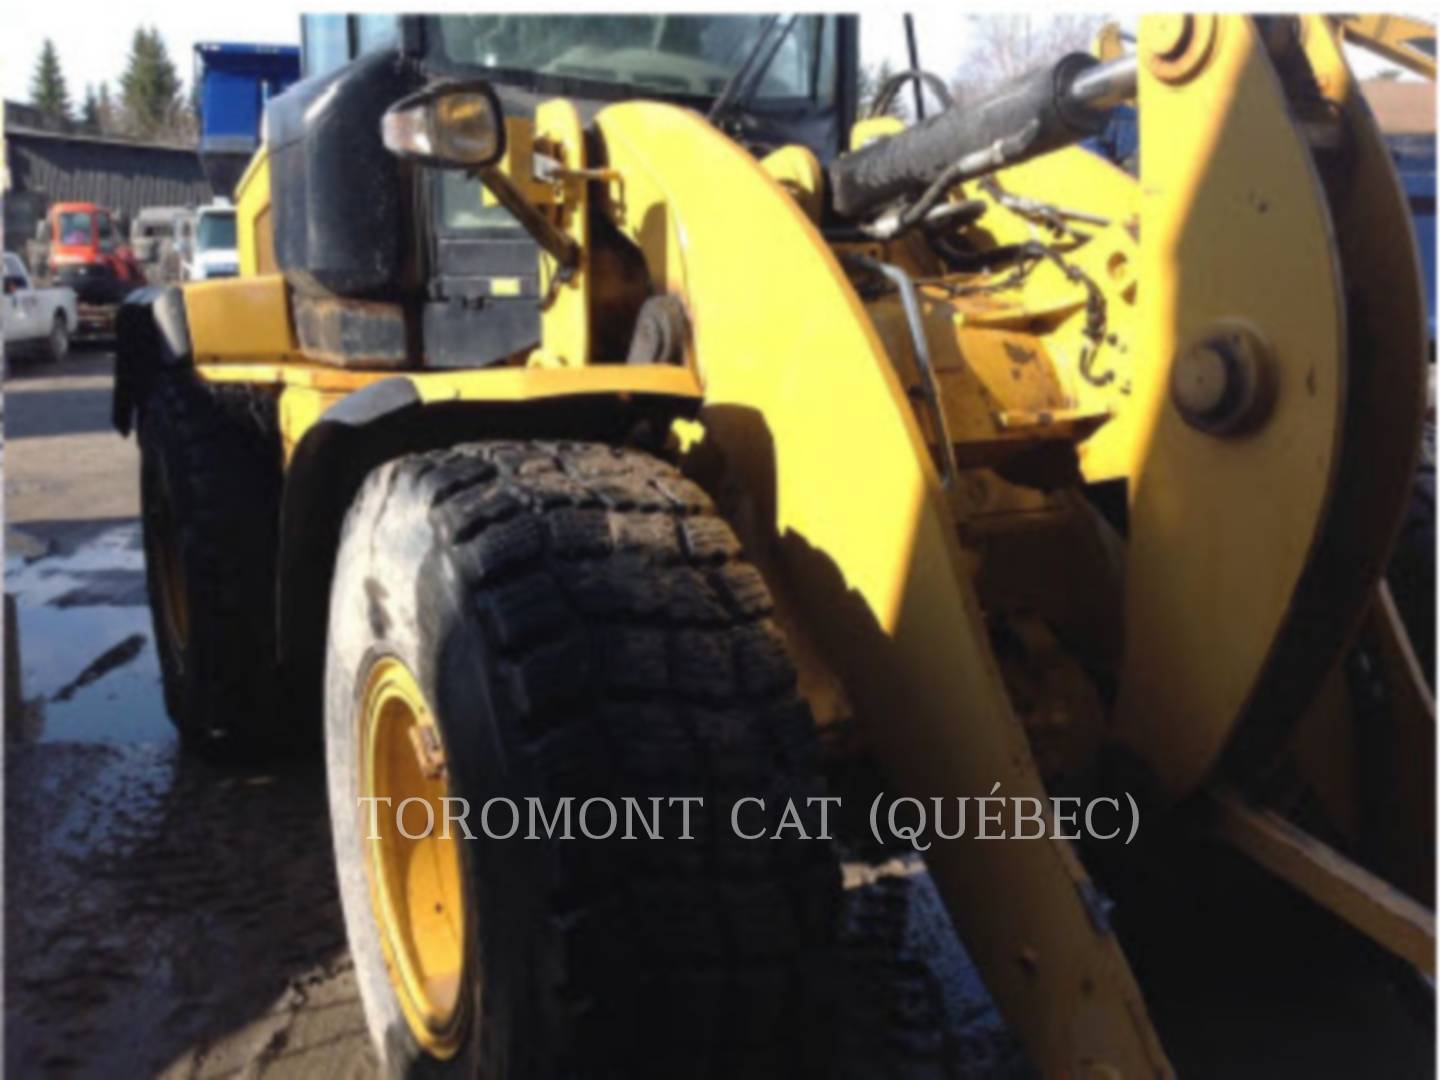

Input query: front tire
[327,441,840,1079]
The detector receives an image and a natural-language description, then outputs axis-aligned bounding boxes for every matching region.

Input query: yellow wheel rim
[359,656,468,1058]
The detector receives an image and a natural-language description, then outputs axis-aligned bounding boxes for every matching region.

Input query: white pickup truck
[3,252,77,363]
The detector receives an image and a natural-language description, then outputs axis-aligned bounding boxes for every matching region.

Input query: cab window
[764,16,837,107]
[354,15,399,54]
[301,14,401,79]
[58,211,93,247]
[197,213,238,252]
[432,15,837,106]
[301,15,350,79]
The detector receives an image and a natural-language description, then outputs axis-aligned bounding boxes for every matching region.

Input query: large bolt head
[1142,13,1217,83]
[1170,325,1274,436]
[1149,14,1193,59]
[1171,344,1229,418]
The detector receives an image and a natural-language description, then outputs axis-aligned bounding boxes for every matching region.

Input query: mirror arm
[476,166,580,274]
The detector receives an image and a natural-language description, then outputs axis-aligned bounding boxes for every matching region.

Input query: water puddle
[4,518,359,1077]
[6,521,174,745]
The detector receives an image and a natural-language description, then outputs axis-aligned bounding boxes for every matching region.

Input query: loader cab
[273,14,858,367]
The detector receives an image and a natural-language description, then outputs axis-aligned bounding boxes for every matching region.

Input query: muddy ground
[4,350,1432,1078]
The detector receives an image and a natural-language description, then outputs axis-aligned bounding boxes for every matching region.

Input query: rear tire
[326,441,840,1079]
[138,370,286,757]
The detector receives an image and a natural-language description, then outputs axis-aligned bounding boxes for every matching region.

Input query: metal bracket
[841,254,961,490]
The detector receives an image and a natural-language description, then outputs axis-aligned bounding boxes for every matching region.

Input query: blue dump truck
[1085,103,1137,173]
[194,42,302,198]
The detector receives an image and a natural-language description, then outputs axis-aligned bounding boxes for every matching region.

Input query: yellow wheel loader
[112,13,1434,1077]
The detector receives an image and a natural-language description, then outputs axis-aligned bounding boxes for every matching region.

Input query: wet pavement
[2,520,1028,1079]
[1,514,1026,1079]
[4,354,379,1076]
[4,352,371,1077]
[3,351,1431,1078]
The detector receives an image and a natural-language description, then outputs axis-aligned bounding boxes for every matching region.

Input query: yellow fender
[593,101,1172,1078]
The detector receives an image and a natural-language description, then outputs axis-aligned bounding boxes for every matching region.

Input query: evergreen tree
[119,26,181,137]
[81,84,101,132]
[96,82,116,135]
[29,39,72,125]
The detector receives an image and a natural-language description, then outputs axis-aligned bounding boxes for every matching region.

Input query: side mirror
[381,81,506,170]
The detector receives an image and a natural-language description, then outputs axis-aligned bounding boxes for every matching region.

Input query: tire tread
[139,370,284,756]
[379,440,839,1075]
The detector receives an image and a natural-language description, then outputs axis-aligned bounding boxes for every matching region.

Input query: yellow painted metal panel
[1112,16,1347,796]
[234,148,272,277]
[849,115,905,151]
[760,144,824,221]
[407,363,701,405]
[198,360,702,402]
[204,362,703,468]
[185,274,298,363]
[1220,15,1433,793]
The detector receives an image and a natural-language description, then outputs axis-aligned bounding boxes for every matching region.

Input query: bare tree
[857,57,908,120]
[951,15,1109,105]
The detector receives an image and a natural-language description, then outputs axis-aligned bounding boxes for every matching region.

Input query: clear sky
[1,8,1409,108]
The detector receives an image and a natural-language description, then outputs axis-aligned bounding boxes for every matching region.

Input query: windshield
[434,15,836,105]
[57,211,93,246]
[197,213,237,252]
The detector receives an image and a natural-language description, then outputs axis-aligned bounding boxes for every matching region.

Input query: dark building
[3,102,214,255]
